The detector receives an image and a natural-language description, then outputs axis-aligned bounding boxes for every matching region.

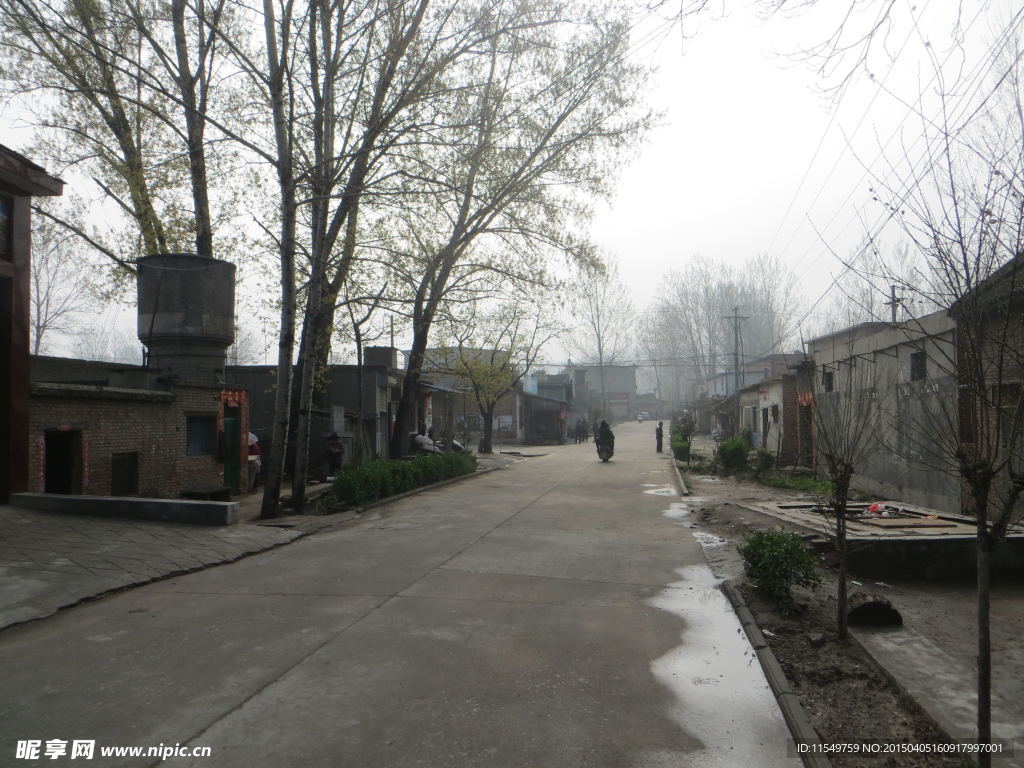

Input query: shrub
[670,434,690,461]
[738,530,820,604]
[717,438,749,473]
[331,452,477,507]
[754,449,775,477]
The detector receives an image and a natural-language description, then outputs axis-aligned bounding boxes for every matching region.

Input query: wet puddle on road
[662,502,690,521]
[643,487,677,496]
[692,531,728,548]
[646,566,792,765]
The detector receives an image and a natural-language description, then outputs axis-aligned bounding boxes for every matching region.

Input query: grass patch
[758,473,833,494]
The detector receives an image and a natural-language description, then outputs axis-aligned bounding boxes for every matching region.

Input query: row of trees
[1,0,668,517]
[793,18,1024,762]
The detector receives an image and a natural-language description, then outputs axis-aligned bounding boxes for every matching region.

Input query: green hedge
[670,433,690,461]
[717,437,749,473]
[332,453,477,506]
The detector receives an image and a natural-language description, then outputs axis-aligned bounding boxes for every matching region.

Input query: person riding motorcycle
[596,420,615,451]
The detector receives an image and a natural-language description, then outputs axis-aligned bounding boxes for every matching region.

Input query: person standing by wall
[655,421,664,453]
[325,432,345,478]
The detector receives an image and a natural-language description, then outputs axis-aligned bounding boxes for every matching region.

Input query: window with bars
[910,350,927,381]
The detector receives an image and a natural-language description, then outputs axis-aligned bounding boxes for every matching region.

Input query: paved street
[0,506,299,629]
[1,422,794,767]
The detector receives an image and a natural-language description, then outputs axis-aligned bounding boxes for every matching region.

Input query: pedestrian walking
[247,432,262,491]
[325,432,345,478]
[655,421,664,453]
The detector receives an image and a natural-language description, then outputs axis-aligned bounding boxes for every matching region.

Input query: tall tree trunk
[390,314,433,458]
[289,279,328,512]
[390,366,420,458]
[354,324,366,463]
[478,403,495,454]
[977,501,993,767]
[260,211,296,519]
[258,0,297,520]
[834,472,851,641]
[170,0,213,259]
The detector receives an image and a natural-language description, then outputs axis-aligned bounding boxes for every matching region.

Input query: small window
[823,370,834,392]
[186,415,217,456]
[910,351,927,381]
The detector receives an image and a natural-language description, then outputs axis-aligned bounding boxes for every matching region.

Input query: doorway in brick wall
[111,451,139,496]
[44,429,83,494]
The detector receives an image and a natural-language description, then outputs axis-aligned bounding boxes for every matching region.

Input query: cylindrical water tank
[136,254,235,384]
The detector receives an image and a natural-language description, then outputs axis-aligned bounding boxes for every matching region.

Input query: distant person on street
[655,421,664,453]
[325,432,345,477]
[247,432,261,491]
[597,420,614,450]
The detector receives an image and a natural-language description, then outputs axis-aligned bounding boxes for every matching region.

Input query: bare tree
[384,2,655,457]
[568,259,636,418]
[863,67,1024,764]
[656,253,802,400]
[434,295,560,453]
[0,0,234,268]
[29,212,97,355]
[807,346,882,639]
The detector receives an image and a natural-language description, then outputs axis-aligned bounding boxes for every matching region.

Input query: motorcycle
[596,441,614,462]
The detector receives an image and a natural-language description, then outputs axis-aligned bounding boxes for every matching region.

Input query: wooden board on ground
[859,517,956,528]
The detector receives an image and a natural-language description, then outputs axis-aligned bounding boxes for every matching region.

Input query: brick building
[29,361,240,497]
[26,254,247,500]
[1,146,63,502]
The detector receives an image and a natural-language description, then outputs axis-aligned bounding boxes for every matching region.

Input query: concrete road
[0,422,794,768]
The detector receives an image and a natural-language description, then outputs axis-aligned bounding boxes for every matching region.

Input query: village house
[24,254,249,501]
[805,311,961,514]
[227,345,403,476]
[699,353,803,437]
[565,363,637,420]
[736,373,800,463]
[1,145,63,503]
[950,255,1024,517]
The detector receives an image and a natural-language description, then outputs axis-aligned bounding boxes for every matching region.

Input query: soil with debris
[682,471,971,768]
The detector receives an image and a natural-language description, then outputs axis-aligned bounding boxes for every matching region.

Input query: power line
[787,5,1024,331]
[782,2,1009,282]
[765,0,935,260]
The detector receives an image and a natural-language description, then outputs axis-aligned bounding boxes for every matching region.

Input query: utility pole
[723,306,748,437]
[883,285,903,324]
[723,306,748,392]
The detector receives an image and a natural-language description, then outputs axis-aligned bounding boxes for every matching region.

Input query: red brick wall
[29,385,227,498]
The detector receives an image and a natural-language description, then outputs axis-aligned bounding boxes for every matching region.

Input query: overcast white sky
[591,0,1018,328]
[2,0,1018,365]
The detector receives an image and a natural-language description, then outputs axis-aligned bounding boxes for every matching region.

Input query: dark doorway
[798,405,813,468]
[111,451,139,496]
[44,430,83,494]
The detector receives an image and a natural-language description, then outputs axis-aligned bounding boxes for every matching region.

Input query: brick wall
[29,384,226,498]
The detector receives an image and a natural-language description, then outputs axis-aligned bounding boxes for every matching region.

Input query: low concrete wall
[845,536,1024,579]
[10,492,238,526]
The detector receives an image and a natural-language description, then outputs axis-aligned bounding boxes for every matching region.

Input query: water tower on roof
[136,253,235,386]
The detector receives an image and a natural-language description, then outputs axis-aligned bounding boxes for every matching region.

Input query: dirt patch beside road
[682,472,992,768]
